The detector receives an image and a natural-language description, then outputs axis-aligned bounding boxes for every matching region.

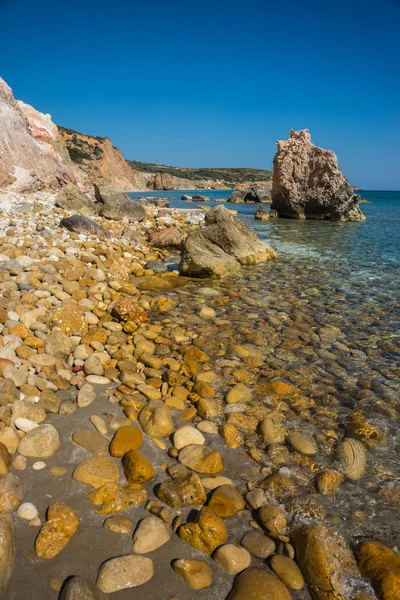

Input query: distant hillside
[127,161,273,185]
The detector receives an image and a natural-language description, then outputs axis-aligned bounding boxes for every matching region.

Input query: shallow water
[129,189,400,549]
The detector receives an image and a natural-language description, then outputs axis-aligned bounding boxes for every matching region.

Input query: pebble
[173,425,205,450]
[104,516,133,534]
[287,432,318,455]
[85,375,110,385]
[17,424,60,458]
[214,544,251,574]
[270,554,305,590]
[172,559,212,589]
[241,530,276,559]
[96,554,154,593]
[14,417,39,433]
[201,475,234,490]
[32,461,46,470]
[90,415,108,435]
[132,516,171,553]
[17,502,39,520]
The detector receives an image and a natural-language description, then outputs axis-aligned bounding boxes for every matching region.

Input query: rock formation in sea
[0,78,72,191]
[271,129,365,221]
[154,172,174,190]
[180,205,277,278]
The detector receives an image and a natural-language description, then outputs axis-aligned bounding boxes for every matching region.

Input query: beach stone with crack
[122,449,155,484]
[73,456,119,489]
[241,530,276,559]
[104,516,133,534]
[138,399,173,438]
[0,519,15,596]
[259,505,287,539]
[0,474,22,513]
[227,567,292,600]
[17,424,60,458]
[157,472,207,508]
[172,559,212,589]
[178,444,223,475]
[207,485,245,518]
[35,502,80,559]
[132,516,171,553]
[89,482,147,514]
[214,544,251,574]
[109,426,143,457]
[178,506,227,554]
[72,430,110,456]
[59,576,108,600]
[270,555,305,590]
[96,554,154,593]
[173,425,205,450]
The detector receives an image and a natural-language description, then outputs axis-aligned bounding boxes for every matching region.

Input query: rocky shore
[0,183,398,600]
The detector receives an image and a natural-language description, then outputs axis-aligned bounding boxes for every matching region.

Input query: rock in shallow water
[178,444,223,475]
[157,472,207,508]
[357,540,400,600]
[271,128,365,221]
[214,544,251,574]
[178,506,227,554]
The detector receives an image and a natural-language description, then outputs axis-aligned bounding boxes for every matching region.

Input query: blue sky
[1,0,399,189]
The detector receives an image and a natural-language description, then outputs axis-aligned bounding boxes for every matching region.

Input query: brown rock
[111,297,148,324]
[157,472,207,508]
[0,442,12,477]
[207,485,245,518]
[0,518,15,596]
[73,456,119,489]
[357,540,400,600]
[227,567,292,600]
[109,426,143,457]
[271,129,365,221]
[150,227,185,248]
[47,303,88,335]
[88,482,147,514]
[178,444,223,475]
[178,506,227,554]
[72,430,110,456]
[138,400,173,438]
[172,558,212,589]
[35,502,80,559]
[293,523,362,600]
[122,449,155,484]
[0,474,22,513]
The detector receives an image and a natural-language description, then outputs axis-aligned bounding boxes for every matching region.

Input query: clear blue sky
[1,0,399,189]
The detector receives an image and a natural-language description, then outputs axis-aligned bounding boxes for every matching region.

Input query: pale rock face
[271,129,365,221]
[0,77,71,190]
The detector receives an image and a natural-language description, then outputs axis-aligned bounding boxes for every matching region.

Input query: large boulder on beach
[150,227,185,248]
[60,215,111,238]
[55,183,96,216]
[271,129,365,221]
[179,206,276,278]
[94,181,146,222]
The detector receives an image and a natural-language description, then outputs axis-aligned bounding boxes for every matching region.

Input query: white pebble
[14,418,39,433]
[17,502,39,520]
[32,461,46,470]
[85,375,110,385]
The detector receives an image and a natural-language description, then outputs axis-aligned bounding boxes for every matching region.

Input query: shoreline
[0,191,398,599]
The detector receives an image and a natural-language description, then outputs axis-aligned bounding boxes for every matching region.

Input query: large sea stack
[271,129,365,221]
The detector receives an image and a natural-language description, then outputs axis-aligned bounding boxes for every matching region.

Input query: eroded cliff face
[0,78,71,190]
[271,129,365,221]
[59,128,148,191]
